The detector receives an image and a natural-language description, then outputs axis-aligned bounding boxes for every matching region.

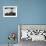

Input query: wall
[0,0,46,44]
[0,0,18,44]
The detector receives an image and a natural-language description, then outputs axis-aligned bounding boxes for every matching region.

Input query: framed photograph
[18,24,46,42]
[3,6,17,17]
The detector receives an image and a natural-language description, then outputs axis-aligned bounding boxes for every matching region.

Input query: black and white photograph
[3,6,17,17]
[18,25,46,46]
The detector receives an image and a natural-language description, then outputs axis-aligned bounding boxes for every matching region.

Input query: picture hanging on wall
[3,6,17,17]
